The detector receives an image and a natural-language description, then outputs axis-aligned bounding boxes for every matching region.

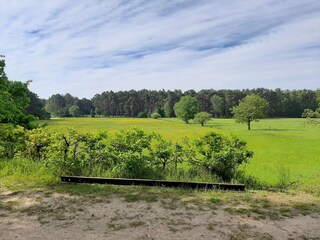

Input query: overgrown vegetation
[0,126,254,184]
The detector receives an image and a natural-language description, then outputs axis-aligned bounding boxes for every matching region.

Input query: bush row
[0,124,253,183]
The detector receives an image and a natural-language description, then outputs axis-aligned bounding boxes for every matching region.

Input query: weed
[124,194,140,202]
[0,201,16,211]
[129,220,145,227]
[276,159,291,191]
[207,222,216,230]
[107,223,127,231]
[161,199,179,210]
[209,196,222,204]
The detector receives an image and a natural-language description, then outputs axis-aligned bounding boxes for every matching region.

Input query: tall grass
[0,158,57,189]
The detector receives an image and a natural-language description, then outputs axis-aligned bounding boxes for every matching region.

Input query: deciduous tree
[174,96,199,123]
[0,59,35,127]
[232,94,268,130]
[194,112,211,126]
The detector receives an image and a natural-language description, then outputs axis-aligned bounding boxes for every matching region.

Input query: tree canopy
[0,59,35,127]
[210,94,224,117]
[302,91,320,125]
[174,96,199,123]
[232,94,269,130]
[45,93,93,117]
[194,112,211,126]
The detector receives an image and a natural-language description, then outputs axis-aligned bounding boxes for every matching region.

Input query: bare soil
[0,190,319,240]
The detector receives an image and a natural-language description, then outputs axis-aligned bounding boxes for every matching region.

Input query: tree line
[43,88,319,119]
[1,58,319,122]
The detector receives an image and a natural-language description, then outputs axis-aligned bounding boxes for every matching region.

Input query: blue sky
[0,0,319,99]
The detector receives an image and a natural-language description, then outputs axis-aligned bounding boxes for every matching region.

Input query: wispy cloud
[0,0,319,98]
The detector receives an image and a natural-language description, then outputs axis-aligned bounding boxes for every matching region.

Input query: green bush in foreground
[0,126,254,183]
[192,132,253,182]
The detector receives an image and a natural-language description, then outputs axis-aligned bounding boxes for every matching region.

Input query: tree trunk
[247,120,251,130]
[163,161,166,170]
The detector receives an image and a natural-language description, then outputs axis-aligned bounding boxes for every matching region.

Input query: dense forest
[41,88,319,119]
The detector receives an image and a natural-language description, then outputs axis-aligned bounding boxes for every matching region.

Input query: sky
[0,0,319,99]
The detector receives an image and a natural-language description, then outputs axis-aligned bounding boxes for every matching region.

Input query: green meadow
[39,118,320,189]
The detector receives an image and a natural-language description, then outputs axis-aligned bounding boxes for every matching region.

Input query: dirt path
[0,190,319,240]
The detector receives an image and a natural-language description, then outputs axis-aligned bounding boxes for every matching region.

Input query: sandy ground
[0,190,319,240]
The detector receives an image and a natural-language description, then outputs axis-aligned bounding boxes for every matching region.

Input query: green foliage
[210,95,224,117]
[69,105,81,117]
[0,124,26,159]
[23,128,109,176]
[45,94,68,117]
[153,107,165,117]
[42,88,320,119]
[137,112,148,118]
[47,129,109,175]
[276,160,291,191]
[316,89,320,106]
[0,122,255,183]
[0,60,35,128]
[194,112,211,126]
[107,129,159,178]
[163,94,175,118]
[0,157,57,187]
[151,112,161,119]
[107,128,153,165]
[302,108,320,125]
[90,109,95,118]
[45,93,94,118]
[192,132,253,182]
[174,96,199,123]
[151,135,174,170]
[232,94,269,130]
[25,91,49,119]
[25,128,52,161]
[36,117,320,189]
[112,156,159,179]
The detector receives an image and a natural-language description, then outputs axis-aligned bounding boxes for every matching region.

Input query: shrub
[25,128,53,161]
[150,135,174,170]
[193,132,253,182]
[137,111,148,118]
[1,125,255,184]
[194,112,211,126]
[112,155,162,179]
[0,124,26,159]
[25,129,110,176]
[151,112,161,119]
[107,129,161,179]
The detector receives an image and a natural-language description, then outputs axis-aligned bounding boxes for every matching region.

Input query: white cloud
[0,0,319,98]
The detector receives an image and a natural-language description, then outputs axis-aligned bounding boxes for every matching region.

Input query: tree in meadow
[194,112,211,126]
[232,94,269,130]
[174,96,199,123]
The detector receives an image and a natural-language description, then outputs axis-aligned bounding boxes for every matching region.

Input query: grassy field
[38,117,320,189]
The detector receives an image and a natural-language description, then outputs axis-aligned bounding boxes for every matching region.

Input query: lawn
[39,118,320,189]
